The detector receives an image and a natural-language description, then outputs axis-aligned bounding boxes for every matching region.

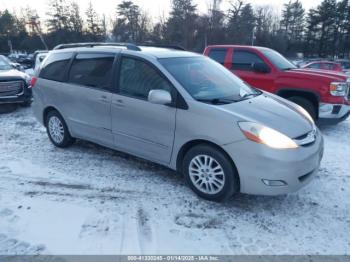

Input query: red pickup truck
[204,45,350,123]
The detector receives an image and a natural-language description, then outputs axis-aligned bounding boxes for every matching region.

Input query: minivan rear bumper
[223,129,324,196]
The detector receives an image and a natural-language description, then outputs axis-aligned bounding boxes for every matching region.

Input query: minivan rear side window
[232,50,265,71]
[208,48,228,65]
[68,53,115,90]
[39,52,72,82]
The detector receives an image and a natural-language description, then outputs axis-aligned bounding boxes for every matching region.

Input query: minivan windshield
[159,56,260,104]
[0,56,13,71]
[260,49,297,70]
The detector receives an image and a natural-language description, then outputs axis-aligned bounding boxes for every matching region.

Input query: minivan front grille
[0,81,24,97]
[293,128,317,146]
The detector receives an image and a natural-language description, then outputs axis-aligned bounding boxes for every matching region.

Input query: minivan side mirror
[148,90,172,105]
[252,62,271,73]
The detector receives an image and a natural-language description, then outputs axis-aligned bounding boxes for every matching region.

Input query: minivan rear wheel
[183,144,239,202]
[46,110,75,148]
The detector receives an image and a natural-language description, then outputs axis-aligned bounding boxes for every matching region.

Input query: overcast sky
[0,0,322,21]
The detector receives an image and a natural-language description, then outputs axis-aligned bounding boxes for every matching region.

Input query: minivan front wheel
[183,144,239,202]
[46,111,75,148]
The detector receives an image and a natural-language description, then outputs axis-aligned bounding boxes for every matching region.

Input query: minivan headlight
[238,122,298,149]
[330,82,348,96]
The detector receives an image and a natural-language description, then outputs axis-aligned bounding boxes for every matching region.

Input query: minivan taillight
[30,77,38,88]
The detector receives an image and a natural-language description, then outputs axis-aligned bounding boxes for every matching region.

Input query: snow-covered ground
[0,107,349,255]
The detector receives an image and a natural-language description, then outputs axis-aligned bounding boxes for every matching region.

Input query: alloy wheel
[48,116,65,144]
[188,155,225,195]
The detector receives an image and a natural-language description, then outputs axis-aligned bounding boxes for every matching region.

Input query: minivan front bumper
[223,129,324,195]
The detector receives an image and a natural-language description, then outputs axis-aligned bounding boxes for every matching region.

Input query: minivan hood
[220,93,313,138]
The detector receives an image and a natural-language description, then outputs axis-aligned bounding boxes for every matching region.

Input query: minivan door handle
[113,98,125,108]
[99,95,109,103]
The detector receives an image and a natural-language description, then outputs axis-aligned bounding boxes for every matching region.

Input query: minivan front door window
[118,57,174,100]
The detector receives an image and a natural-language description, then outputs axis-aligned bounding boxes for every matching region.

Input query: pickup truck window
[232,50,265,71]
[208,48,228,65]
[323,63,335,70]
[308,63,321,69]
[260,49,296,70]
[340,61,350,69]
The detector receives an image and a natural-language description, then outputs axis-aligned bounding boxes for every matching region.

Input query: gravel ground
[0,107,349,255]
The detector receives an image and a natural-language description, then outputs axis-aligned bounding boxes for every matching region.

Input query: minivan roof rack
[53,42,142,51]
[138,44,186,51]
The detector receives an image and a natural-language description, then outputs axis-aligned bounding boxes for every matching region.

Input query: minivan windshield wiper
[198,90,262,105]
[240,89,262,99]
[196,97,241,105]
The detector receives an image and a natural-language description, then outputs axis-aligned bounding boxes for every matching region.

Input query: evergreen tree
[305,0,338,56]
[164,0,198,49]
[112,0,150,43]
[207,0,226,45]
[227,2,255,45]
[333,0,349,57]
[345,0,350,56]
[85,1,102,38]
[69,1,83,35]
[254,6,274,46]
[46,0,70,32]
[1,0,350,57]
[281,0,305,53]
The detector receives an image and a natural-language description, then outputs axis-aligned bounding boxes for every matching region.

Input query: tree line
[0,0,349,58]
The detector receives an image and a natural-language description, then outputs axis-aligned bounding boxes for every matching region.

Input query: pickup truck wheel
[183,144,239,202]
[288,96,317,120]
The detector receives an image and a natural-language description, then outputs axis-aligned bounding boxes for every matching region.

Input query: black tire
[45,110,75,148]
[182,144,239,202]
[288,96,317,120]
[0,104,18,114]
[20,100,32,108]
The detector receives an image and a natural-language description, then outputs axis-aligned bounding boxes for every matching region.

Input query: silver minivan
[32,43,324,201]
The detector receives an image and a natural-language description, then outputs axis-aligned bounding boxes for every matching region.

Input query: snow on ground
[0,107,349,255]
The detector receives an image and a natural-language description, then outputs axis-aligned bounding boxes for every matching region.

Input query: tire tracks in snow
[118,207,158,254]
[0,159,153,205]
[0,233,45,255]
